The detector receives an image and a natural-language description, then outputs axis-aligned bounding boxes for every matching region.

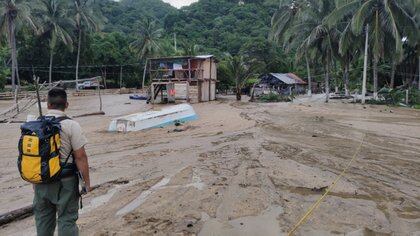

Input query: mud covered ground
[0,94,419,235]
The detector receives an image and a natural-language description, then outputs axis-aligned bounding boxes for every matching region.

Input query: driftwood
[0,205,33,226]
[0,178,129,226]
[0,120,25,124]
[72,111,105,118]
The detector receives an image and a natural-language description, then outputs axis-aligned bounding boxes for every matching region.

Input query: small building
[255,73,307,96]
[148,55,217,104]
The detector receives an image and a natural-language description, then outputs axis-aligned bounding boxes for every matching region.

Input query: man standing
[33,88,90,236]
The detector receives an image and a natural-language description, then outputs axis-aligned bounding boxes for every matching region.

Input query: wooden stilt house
[148,55,217,104]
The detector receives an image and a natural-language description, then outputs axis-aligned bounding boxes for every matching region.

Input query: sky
[162,0,198,8]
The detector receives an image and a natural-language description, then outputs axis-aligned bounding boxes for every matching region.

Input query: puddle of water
[81,179,143,214]
[116,177,171,216]
[186,169,205,190]
[199,206,285,236]
[80,188,119,214]
[81,181,136,214]
[83,167,205,217]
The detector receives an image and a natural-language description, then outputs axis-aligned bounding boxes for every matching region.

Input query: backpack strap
[55,116,72,122]
[55,116,75,167]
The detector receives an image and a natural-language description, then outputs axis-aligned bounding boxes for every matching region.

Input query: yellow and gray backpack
[18,116,73,184]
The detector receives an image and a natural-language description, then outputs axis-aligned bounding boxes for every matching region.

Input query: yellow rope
[287,134,366,236]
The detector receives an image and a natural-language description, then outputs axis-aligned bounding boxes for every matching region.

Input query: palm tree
[38,0,74,87]
[271,0,314,95]
[326,2,363,96]
[272,0,340,102]
[305,1,340,103]
[270,0,312,96]
[0,0,36,92]
[130,18,163,88]
[179,41,201,56]
[329,0,418,100]
[220,54,260,101]
[131,18,163,59]
[72,0,102,89]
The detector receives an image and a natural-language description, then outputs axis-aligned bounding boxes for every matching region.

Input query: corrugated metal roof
[270,73,296,84]
[269,73,306,85]
[195,55,214,59]
[286,73,307,84]
[149,55,216,61]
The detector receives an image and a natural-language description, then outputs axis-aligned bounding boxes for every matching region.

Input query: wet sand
[0,94,419,235]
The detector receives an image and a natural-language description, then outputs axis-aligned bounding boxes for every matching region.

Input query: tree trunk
[119,66,123,88]
[236,86,241,101]
[305,54,312,96]
[8,22,15,91]
[49,47,54,88]
[362,24,369,104]
[98,78,103,112]
[325,61,330,103]
[390,60,396,88]
[142,59,147,89]
[249,83,256,102]
[373,56,378,100]
[9,20,19,112]
[344,63,349,96]
[75,28,82,90]
[104,68,107,89]
[418,56,420,90]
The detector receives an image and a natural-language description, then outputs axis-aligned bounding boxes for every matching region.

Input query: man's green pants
[33,176,79,236]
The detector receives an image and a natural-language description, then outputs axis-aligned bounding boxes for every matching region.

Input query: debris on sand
[311,186,328,193]
[129,94,148,100]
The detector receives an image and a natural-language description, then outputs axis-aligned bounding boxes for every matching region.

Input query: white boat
[108,104,198,132]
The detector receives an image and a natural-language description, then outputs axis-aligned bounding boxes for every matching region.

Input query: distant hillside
[163,0,279,55]
[99,0,177,34]
[98,0,279,55]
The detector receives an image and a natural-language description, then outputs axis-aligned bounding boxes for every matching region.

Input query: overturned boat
[108,104,198,132]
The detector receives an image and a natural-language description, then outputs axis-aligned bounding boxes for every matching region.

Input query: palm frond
[325,0,359,27]
[351,0,374,35]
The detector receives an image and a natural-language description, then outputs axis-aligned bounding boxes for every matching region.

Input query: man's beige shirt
[46,109,88,163]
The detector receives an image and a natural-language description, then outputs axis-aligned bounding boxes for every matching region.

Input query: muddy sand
[0,94,419,235]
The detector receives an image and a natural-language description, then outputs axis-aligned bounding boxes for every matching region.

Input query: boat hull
[108,104,198,132]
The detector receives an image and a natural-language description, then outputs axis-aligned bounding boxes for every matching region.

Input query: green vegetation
[0,46,10,90]
[218,54,262,100]
[259,92,293,103]
[0,0,417,105]
[366,87,420,108]
[271,0,418,103]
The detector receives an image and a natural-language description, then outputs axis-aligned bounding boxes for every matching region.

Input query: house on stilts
[147,55,218,104]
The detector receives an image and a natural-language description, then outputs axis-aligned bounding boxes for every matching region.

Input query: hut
[254,73,307,96]
[148,55,217,104]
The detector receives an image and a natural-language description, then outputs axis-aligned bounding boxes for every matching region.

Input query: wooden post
[98,77,103,112]
[188,59,191,81]
[186,81,190,102]
[209,59,212,101]
[35,76,42,117]
[406,89,409,105]
[104,68,107,89]
[151,83,155,104]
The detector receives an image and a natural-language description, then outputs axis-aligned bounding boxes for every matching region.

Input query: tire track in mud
[243,104,420,234]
